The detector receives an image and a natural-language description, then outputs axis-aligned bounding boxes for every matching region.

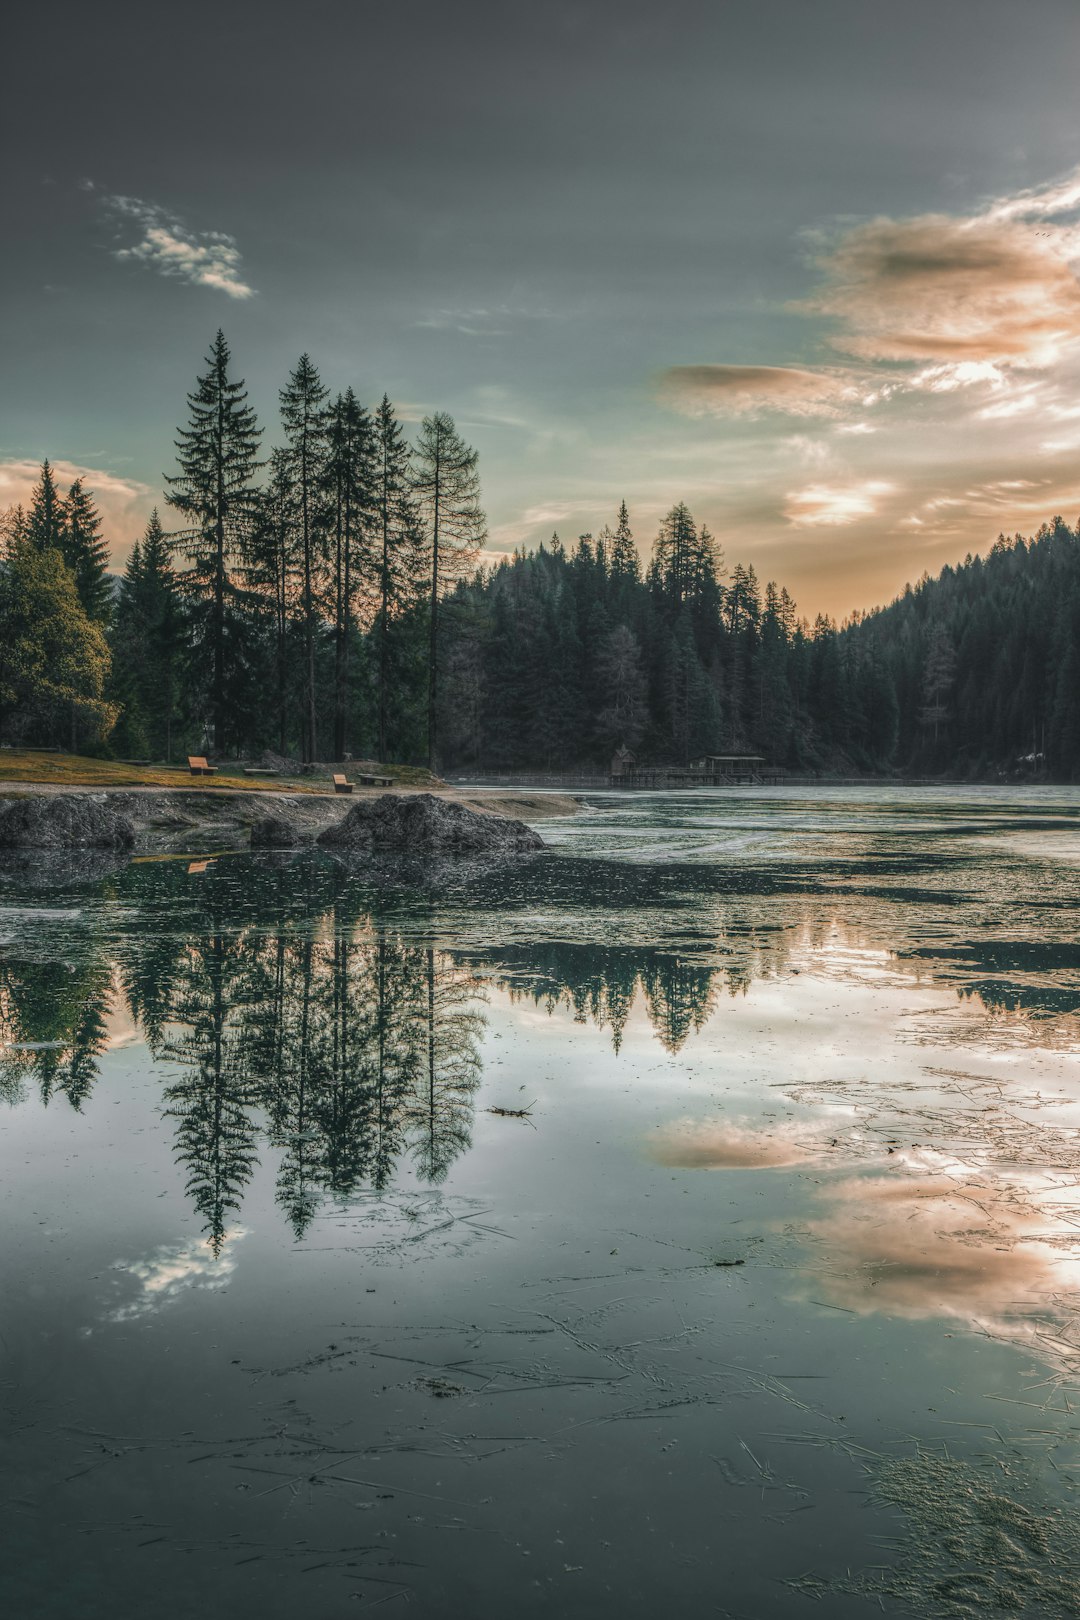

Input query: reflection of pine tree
[163,932,260,1254]
[0,952,113,1108]
[317,933,378,1198]
[265,935,323,1239]
[408,948,484,1184]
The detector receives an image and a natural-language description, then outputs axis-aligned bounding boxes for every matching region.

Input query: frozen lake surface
[4,786,1080,1617]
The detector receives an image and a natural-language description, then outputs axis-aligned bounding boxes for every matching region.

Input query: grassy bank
[0,751,440,793]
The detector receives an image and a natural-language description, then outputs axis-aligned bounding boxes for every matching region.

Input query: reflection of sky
[105,1227,248,1322]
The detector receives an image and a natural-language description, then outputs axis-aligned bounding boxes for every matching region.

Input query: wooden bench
[242,767,278,776]
[332,773,354,795]
[356,773,392,787]
[188,756,217,776]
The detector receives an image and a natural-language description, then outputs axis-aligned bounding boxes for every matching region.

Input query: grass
[0,750,441,794]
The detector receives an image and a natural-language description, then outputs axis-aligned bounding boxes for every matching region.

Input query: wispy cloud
[87,182,256,299]
[658,363,855,419]
[413,303,558,338]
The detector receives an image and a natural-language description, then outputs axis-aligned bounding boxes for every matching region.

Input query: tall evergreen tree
[111,510,184,759]
[61,478,112,623]
[324,389,374,760]
[411,412,487,771]
[246,449,296,754]
[610,500,640,582]
[372,397,421,762]
[25,461,66,554]
[279,354,329,762]
[166,331,261,753]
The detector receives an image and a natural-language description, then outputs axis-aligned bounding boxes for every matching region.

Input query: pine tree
[372,397,421,762]
[610,500,639,581]
[411,412,487,771]
[246,449,296,754]
[166,331,261,753]
[61,478,112,622]
[324,389,375,760]
[651,502,698,609]
[279,355,329,763]
[111,510,184,759]
[25,461,65,553]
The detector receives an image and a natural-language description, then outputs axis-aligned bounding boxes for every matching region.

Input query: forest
[2,330,1078,780]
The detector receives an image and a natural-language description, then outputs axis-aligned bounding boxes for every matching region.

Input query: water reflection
[1,838,1079,1258]
[158,924,485,1249]
[0,867,488,1248]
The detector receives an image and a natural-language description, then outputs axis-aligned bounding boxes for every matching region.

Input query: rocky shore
[0,785,575,857]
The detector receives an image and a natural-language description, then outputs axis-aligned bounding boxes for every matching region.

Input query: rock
[0,794,135,850]
[259,750,297,774]
[316,792,545,856]
[251,815,305,849]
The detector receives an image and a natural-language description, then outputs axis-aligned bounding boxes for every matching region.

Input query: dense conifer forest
[1,331,1078,780]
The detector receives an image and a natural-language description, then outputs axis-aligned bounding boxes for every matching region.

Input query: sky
[4,0,1080,620]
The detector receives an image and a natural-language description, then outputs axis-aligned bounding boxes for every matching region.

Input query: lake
[3,786,1080,1618]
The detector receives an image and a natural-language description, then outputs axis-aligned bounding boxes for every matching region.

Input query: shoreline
[0,783,582,856]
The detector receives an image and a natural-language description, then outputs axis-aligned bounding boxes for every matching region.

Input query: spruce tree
[610,500,640,582]
[324,389,375,760]
[25,461,65,553]
[279,355,329,762]
[62,478,112,622]
[372,397,421,762]
[112,510,184,759]
[411,412,487,771]
[246,450,295,754]
[166,331,261,753]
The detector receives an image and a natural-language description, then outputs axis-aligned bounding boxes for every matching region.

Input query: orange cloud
[0,458,152,561]
[784,480,895,527]
[657,364,853,418]
[801,213,1080,367]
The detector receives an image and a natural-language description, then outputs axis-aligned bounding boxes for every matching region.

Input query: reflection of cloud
[107,1227,248,1321]
[89,184,255,299]
[650,1118,815,1169]
[814,1165,1056,1312]
[804,1153,1080,1373]
[658,364,853,419]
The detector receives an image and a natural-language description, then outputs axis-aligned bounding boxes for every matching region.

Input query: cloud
[658,364,853,418]
[0,458,152,554]
[800,204,1080,369]
[784,480,894,527]
[93,187,255,299]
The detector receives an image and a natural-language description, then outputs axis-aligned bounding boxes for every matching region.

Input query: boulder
[251,815,305,849]
[0,794,135,850]
[316,792,545,856]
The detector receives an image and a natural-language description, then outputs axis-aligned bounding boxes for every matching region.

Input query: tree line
[436,505,1080,779]
[0,331,485,769]
[2,327,1078,778]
